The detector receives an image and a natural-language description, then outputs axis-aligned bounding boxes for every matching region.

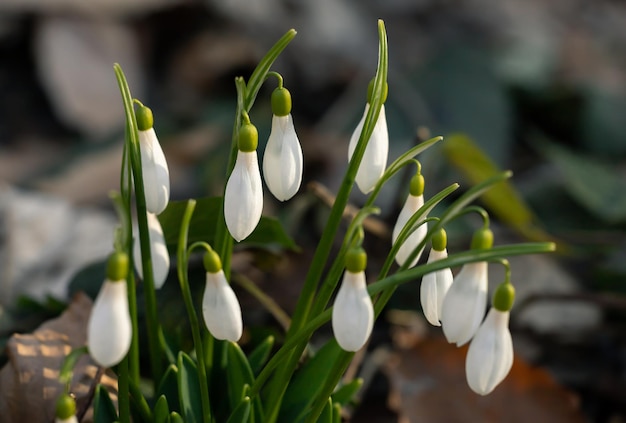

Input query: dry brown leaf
[0,292,117,423]
[384,335,586,423]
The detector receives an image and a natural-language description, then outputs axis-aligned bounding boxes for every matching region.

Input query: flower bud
[202,269,243,341]
[137,106,170,215]
[133,212,170,289]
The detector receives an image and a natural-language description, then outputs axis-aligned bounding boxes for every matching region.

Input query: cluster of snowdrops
[53,21,553,423]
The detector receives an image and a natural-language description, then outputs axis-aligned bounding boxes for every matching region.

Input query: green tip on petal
[470,227,493,250]
[238,121,258,152]
[271,87,292,117]
[432,228,447,251]
[56,393,76,420]
[345,247,367,273]
[136,105,154,131]
[106,251,129,281]
[409,173,425,196]
[367,78,388,104]
[203,249,222,273]
[493,282,515,311]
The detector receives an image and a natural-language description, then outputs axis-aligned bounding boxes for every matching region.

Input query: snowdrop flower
[87,251,132,368]
[263,86,303,201]
[392,172,427,267]
[420,228,453,326]
[55,393,78,423]
[332,247,374,351]
[224,117,263,242]
[441,227,493,346]
[133,212,170,289]
[348,80,389,194]
[202,249,243,341]
[466,281,515,395]
[136,104,170,215]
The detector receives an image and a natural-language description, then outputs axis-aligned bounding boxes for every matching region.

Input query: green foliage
[177,352,203,423]
[93,385,118,423]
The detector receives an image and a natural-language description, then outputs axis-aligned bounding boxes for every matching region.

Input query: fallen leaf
[0,292,117,423]
[384,335,585,423]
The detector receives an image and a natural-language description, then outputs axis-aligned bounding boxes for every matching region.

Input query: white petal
[133,212,170,289]
[224,150,263,242]
[466,308,513,395]
[420,248,453,326]
[138,128,170,214]
[332,271,374,351]
[348,104,389,194]
[87,279,132,367]
[392,194,427,267]
[202,270,243,341]
[56,417,78,423]
[263,114,303,201]
[441,262,488,346]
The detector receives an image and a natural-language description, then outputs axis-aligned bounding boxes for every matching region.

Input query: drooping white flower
[392,193,427,267]
[348,103,389,194]
[420,247,453,326]
[224,150,263,242]
[202,269,243,342]
[440,261,488,346]
[133,212,170,289]
[87,277,132,367]
[263,114,303,201]
[332,269,374,352]
[465,308,513,395]
[138,125,170,215]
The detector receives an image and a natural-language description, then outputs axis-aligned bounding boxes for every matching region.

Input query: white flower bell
[466,282,515,395]
[87,252,132,368]
[392,172,427,267]
[225,118,263,242]
[441,228,493,346]
[420,228,453,326]
[202,250,243,342]
[332,247,374,351]
[133,212,170,289]
[263,86,303,201]
[348,80,389,194]
[136,105,170,215]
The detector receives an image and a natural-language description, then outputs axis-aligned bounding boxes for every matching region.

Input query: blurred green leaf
[538,141,626,223]
[316,398,333,423]
[93,385,118,423]
[170,412,184,423]
[157,364,180,416]
[330,378,363,406]
[159,197,298,251]
[279,340,343,422]
[226,396,251,423]
[247,335,275,376]
[226,342,263,422]
[177,352,203,423]
[582,88,626,155]
[154,395,170,423]
[443,133,553,242]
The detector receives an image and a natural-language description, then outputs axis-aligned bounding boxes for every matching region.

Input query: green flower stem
[176,199,212,423]
[214,30,297,276]
[117,355,131,423]
[59,346,88,386]
[114,63,162,386]
[129,376,153,422]
[304,355,353,423]
[262,21,388,422]
[250,241,555,398]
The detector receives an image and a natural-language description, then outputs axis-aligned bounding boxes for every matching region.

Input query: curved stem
[176,200,212,423]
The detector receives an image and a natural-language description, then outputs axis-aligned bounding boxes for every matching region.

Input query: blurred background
[0,0,625,421]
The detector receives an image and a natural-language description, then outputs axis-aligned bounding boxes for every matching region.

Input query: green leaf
[332,403,341,423]
[330,378,363,405]
[170,412,184,423]
[538,140,626,223]
[157,365,180,415]
[316,398,333,423]
[154,395,170,423]
[442,133,553,242]
[226,342,263,422]
[279,340,343,422]
[177,352,203,423]
[159,197,298,251]
[93,385,118,423]
[226,397,252,423]
[247,335,275,376]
